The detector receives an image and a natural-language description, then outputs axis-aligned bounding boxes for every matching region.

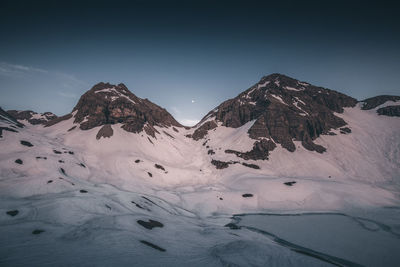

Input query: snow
[270,94,287,105]
[284,86,303,91]
[293,101,309,116]
[1,103,400,266]
[257,80,270,89]
[297,81,309,86]
[95,87,136,104]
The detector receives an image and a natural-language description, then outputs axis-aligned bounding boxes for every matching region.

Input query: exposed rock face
[361,95,400,110]
[52,82,182,137]
[225,139,277,160]
[211,159,230,169]
[377,105,400,117]
[96,124,114,139]
[7,110,57,125]
[195,73,357,159]
[0,107,24,128]
[191,121,217,140]
[0,108,20,137]
[44,113,73,127]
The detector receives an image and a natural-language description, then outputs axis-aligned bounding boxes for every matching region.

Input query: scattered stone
[58,160,64,163]
[147,137,154,144]
[219,197,223,200]
[53,150,62,154]
[207,149,215,155]
[242,193,253,198]
[242,162,260,169]
[79,163,86,168]
[140,240,166,252]
[20,140,33,147]
[137,219,164,230]
[172,127,179,133]
[154,164,165,171]
[147,172,153,177]
[225,223,241,230]
[80,190,88,193]
[47,180,53,184]
[15,159,23,164]
[327,132,336,136]
[340,127,351,134]
[284,181,297,186]
[6,210,19,217]
[36,156,47,160]
[68,151,74,155]
[32,229,45,235]
[105,204,111,210]
[329,175,332,178]
[60,168,66,175]
[67,126,77,132]
[135,159,141,163]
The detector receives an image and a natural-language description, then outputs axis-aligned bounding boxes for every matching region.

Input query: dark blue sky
[1,0,399,125]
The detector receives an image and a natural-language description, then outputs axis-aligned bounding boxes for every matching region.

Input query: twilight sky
[0,0,399,126]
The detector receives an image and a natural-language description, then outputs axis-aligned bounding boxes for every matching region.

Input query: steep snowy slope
[1,76,400,266]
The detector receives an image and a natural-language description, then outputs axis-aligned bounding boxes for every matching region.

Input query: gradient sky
[1,0,399,125]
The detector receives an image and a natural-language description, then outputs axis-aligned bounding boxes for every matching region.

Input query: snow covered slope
[1,76,400,266]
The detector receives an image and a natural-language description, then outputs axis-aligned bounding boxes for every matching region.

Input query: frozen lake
[234,209,400,266]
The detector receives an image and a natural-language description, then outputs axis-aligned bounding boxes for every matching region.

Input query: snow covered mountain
[1,75,400,266]
[7,110,57,125]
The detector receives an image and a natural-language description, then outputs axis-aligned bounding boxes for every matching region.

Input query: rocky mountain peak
[48,82,182,138]
[192,74,358,159]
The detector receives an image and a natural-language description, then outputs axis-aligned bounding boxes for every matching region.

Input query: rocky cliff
[193,73,358,159]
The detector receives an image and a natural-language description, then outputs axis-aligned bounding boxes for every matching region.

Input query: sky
[0,0,399,126]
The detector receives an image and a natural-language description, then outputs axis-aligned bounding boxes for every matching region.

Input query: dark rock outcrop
[0,107,24,128]
[6,210,19,216]
[242,193,253,198]
[15,159,23,164]
[194,74,357,159]
[284,181,297,186]
[20,140,33,147]
[242,162,260,169]
[137,219,164,230]
[44,113,73,127]
[211,159,230,169]
[225,223,241,229]
[340,127,351,134]
[225,139,277,160]
[154,164,165,171]
[96,124,113,139]
[190,121,217,140]
[377,105,400,117]
[361,95,400,110]
[0,126,18,138]
[140,240,166,252]
[32,229,45,235]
